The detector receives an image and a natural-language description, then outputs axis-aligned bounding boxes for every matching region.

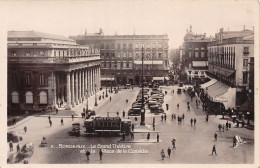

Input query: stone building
[207,27,254,108]
[181,26,212,82]
[70,29,169,85]
[8,31,101,113]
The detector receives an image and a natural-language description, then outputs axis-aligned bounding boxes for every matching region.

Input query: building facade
[8,31,101,113]
[70,30,169,85]
[181,26,212,82]
[207,28,254,107]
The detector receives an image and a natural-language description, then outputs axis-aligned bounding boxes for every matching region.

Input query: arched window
[11,91,19,104]
[39,91,47,104]
[25,91,33,104]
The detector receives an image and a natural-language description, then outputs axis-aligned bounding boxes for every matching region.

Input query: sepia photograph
[0,0,259,166]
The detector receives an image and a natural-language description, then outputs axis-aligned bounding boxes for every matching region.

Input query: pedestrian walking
[157,133,159,142]
[49,120,52,127]
[174,114,176,119]
[56,108,58,115]
[99,149,103,160]
[218,124,222,132]
[226,121,229,130]
[110,96,111,101]
[116,111,119,117]
[13,118,16,125]
[212,145,217,155]
[171,114,174,120]
[81,112,84,119]
[166,104,169,111]
[153,117,155,124]
[187,105,190,111]
[132,124,134,131]
[172,139,176,149]
[16,143,20,153]
[147,132,150,141]
[182,113,185,120]
[130,132,134,139]
[123,110,125,118]
[24,126,27,133]
[135,116,138,122]
[71,113,74,121]
[187,101,190,106]
[206,115,208,122]
[9,141,13,152]
[194,118,196,125]
[233,136,237,147]
[167,147,171,157]
[190,118,193,126]
[61,118,64,125]
[48,115,51,121]
[86,150,91,160]
[177,103,179,109]
[164,114,167,121]
[214,133,217,141]
[161,149,165,160]
[161,115,163,121]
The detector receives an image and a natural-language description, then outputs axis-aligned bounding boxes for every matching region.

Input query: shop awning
[214,87,236,110]
[206,81,229,99]
[192,61,208,67]
[201,79,217,89]
[101,77,115,81]
[218,68,235,77]
[134,60,163,65]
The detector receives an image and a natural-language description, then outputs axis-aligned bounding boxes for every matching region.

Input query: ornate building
[70,29,169,85]
[8,31,101,113]
[181,26,212,82]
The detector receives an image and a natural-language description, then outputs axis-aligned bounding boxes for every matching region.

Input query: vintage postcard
[0,0,259,167]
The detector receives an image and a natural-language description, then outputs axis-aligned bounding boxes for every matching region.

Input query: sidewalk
[7,89,117,129]
[118,139,161,143]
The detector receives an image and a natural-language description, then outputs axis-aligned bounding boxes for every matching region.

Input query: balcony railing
[8,55,100,64]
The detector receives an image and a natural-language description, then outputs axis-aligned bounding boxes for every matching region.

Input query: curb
[8,116,34,130]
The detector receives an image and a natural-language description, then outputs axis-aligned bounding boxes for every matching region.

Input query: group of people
[160,138,176,160]
[190,118,197,126]
[85,149,103,161]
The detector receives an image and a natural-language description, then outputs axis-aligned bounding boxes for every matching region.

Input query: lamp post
[105,82,108,97]
[86,90,88,111]
[140,46,145,125]
[247,111,250,125]
[94,84,97,106]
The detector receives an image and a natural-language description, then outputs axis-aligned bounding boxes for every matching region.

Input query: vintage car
[150,106,164,114]
[70,123,81,136]
[177,88,182,94]
[128,108,141,116]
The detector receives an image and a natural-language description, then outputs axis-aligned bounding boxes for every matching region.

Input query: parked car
[150,107,164,114]
[70,123,81,136]
[128,108,141,116]
[16,143,34,161]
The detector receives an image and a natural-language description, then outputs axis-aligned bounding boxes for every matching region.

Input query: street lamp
[86,90,88,110]
[105,82,108,97]
[94,84,98,106]
[247,111,250,125]
[140,46,145,125]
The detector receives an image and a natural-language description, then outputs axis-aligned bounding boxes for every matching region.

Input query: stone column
[82,68,85,100]
[75,70,78,105]
[79,70,82,103]
[89,67,93,95]
[65,71,71,110]
[98,66,101,89]
[71,71,75,107]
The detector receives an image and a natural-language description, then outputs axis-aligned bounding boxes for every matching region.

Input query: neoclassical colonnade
[65,65,101,109]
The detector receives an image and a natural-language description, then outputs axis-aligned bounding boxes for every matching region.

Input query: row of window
[11,91,47,104]
[100,43,168,50]
[101,51,164,59]
[10,48,99,57]
[11,73,48,86]
[101,62,133,69]
[188,51,206,58]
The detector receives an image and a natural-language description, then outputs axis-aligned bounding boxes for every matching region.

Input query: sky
[1,0,258,48]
